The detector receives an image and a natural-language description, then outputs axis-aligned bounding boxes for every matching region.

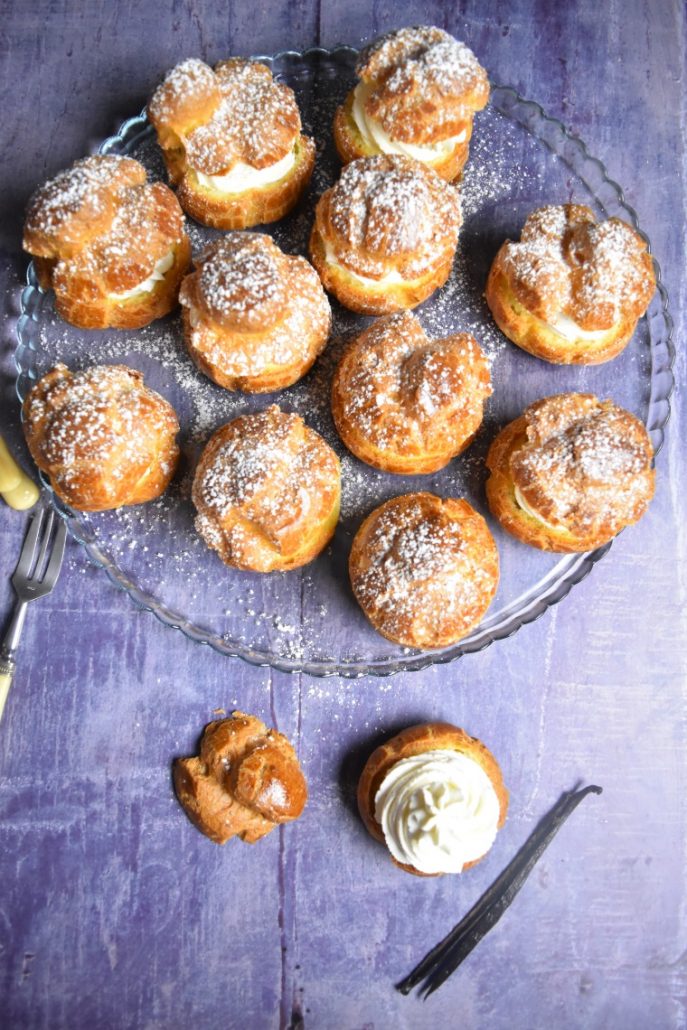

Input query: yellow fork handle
[0,656,15,722]
[0,435,39,511]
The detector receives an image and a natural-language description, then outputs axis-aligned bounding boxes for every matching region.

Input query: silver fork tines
[12,508,66,600]
[1,505,67,721]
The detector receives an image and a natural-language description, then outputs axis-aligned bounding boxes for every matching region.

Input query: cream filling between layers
[351,82,467,161]
[374,749,501,875]
[514,486,563,531]
[193,145,297,194]
[544,312,613,342]
[323,238,406,287]
[110,251,175,300]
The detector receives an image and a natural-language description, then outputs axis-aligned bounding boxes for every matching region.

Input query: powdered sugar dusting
[350,494,498,647]
[198,234,285,321]
[180,234,330,382]
[323,155,461,276]
[148,58,217,123]
[23,364,178,508]
[197,409,298,514]
[20,52,655,671]
[333,311,491,462]
[24,155,143,246]
[501,204,654,327]
[512,395,654,532]
[367,30,484,101]
[150,58,300,174]
[357,26,489,142]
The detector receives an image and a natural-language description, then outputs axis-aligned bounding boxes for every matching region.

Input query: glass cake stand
[14,47,674,678]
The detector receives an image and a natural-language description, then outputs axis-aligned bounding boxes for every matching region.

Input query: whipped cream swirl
[374,749,501,875]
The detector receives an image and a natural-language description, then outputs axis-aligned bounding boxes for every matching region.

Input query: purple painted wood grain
[0,1,685,1028]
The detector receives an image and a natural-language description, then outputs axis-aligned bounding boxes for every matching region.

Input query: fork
[0,505,67,721]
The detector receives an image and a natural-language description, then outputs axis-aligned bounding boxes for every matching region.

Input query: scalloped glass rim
[14,46,675,679]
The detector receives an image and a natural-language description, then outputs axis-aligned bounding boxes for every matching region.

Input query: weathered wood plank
[0,1,684,1028]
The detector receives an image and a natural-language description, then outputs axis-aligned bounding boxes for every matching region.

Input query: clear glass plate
[14,46,674,678]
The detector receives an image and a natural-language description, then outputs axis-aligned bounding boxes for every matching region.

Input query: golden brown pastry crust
[192,406,341,573]
[148,58,315,229]
[23,155,191,330]
[309,154,462,315]
[485,205,656,364]
[333,26,487,181]
[357,722,508,877]
[357,27,490,142]
[22,364,180,511]
[349,492,499,649]
[485,392,655,552]
[179,232,331,392]
[174,712,308,845]
[333,90,473,183]
[332,311,491,474]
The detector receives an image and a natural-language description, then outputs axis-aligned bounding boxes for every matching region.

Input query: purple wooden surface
[0,2,685,1028]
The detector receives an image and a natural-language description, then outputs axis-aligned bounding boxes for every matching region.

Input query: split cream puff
[192,406,340,572]
[331,311,491,474]
[349,492,499,649]
[357,722,508,876]
[485,205,656,364]
[179,232,331,392]
[485,392,655,552]
[309,154,462,315]
[23,155,191,329]
[22,364,180,511]
[334,25,489,182]
[174,712,308,845]
[148,58,316,229]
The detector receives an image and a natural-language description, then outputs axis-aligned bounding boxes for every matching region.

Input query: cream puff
[349,492,499,649]
[22,364,180,511]
[174,712,308,844]
[485,205,656,364]
[357,722,508,876]
[192,406,340,572]
[485,392,655,552]
[179,232,331,392]
[22,155,191,329]
[148,57,316,229]
[334,25,489,182]
[309,154,462,315]
[331,311,491,473]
